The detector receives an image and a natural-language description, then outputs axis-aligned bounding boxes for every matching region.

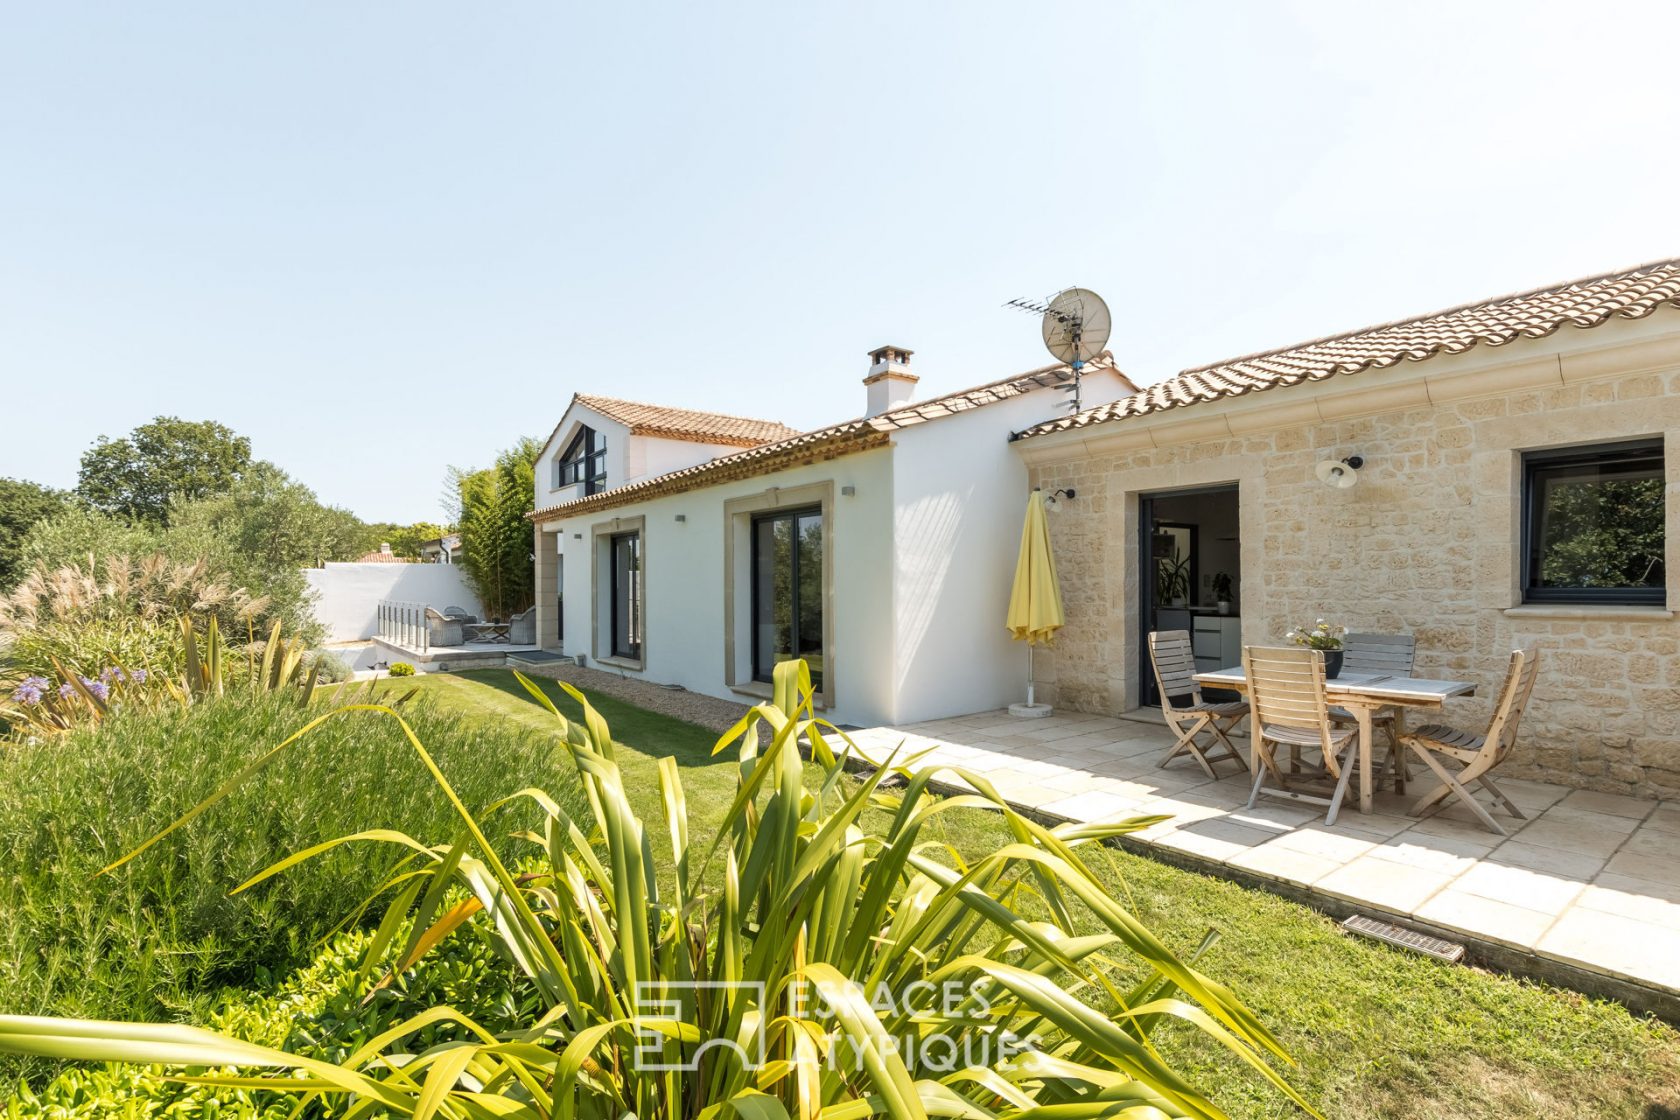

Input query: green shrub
[1,665,165,740]
[0,554,264,683]
[387,662,414,677]
[12,468,346,649]
[0,663,1312,1117]
[304,650,352,683]
[9,924,535,1117]
[0,689,576,1085]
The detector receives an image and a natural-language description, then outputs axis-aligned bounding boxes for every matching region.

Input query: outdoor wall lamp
[1042,487,1076,512]
[1315,456,1364,489]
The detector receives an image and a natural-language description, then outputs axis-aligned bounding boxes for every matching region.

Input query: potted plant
[1156,548,1190,607]
[1212,571,1234,615]
[1286,618,1346,677]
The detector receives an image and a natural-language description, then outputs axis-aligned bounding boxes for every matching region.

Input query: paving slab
[1414,889,1560,950]
[849,710,1680,1013]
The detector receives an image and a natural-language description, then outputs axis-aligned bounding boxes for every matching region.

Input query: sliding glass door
[751,508,823,689]
[610,531,641,660]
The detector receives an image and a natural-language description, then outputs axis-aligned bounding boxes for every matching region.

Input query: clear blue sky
[4,1,1677,523]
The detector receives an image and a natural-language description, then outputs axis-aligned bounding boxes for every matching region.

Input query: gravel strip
[514,662,752,735]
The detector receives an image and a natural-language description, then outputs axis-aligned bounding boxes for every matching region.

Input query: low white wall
[304,563,484,641]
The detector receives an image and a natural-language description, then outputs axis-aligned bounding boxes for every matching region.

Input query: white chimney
[863,345,917,417]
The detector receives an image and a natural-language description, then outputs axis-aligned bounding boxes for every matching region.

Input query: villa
[1016,259,1680,799]
[531,259,1680,799]
[528,349,1136,725]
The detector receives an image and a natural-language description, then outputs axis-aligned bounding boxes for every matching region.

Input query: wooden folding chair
[1401,648,1539,836]
[1243,645,1361,824]
[1330,632,1416,790]
[1148,630,1249,779]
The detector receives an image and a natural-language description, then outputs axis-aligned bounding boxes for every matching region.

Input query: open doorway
[1138,484,1241,708]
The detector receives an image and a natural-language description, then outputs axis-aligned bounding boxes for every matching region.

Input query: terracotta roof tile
[1017,259,1680,440]
[533,356,1131,521]
[573,394,801,447]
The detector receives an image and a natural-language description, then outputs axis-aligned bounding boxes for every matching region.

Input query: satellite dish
[1315,456,1364,489]
[1004,286,1114,414]
[1040,288,1112,366]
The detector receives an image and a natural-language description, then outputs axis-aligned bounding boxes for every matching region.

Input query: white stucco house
[419,533,462,564]
[529,347,1136,725]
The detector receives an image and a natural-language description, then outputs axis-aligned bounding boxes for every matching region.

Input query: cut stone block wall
[1022,327,1680,798]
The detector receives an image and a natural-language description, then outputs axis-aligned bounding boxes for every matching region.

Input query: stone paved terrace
[846,709,1680,1019]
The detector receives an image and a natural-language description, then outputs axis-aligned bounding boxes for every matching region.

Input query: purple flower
[129,668,148,684]
[100,667,124,683]
[84,679,110,702]
[10,681,44,705]
[57,682,76,699]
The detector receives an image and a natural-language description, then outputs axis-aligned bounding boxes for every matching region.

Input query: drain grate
[1340,915,1465,962]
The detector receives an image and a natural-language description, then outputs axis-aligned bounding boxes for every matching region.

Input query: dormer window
[556,426,607,495]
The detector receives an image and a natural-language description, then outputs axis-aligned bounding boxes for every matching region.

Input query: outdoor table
[1191,667,1475,814]
[464,622,510,644]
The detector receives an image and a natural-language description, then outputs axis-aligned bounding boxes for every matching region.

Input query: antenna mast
[1004,289,1112,415]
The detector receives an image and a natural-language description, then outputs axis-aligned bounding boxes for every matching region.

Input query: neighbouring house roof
[1015,258,1680,440]
[355,549,409,563]
[531,356,1131,522]
[570,394,804,448]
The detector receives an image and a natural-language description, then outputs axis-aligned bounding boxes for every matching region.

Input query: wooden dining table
[1191,667,1476,814]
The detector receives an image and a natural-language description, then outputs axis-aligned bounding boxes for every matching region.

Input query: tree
[169,462,371,572]
[77,417,252,525]
[16,464,367,645]
[454,437,540,619]
[0,478,70,589]
[11,505,160,577]
[1535,476,1665,588]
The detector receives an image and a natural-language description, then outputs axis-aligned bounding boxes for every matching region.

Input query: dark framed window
[1523,439,1665,605]
[751,507,823,688]
[556,426,607,495]
[610,531,642,660]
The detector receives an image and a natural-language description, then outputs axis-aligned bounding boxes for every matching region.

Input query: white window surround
[1501,604,1675,620]
[722,482,835,709]
[591,514,645,670]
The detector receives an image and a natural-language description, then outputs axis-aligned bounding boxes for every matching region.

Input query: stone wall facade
[1021,319,1680,799]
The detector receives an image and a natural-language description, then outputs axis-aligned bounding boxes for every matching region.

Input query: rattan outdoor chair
[1401,648,1540,836]
[424,607,464,647]
[1148,630,1249,779]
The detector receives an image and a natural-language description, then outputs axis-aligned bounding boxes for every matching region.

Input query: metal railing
[377,600,430,652]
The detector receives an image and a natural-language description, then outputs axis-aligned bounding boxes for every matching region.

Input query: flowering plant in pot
[1286,619,1346,677]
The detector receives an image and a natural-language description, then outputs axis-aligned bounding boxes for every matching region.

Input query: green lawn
[391,670,1680,1120]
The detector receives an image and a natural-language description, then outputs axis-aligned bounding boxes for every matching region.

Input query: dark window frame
[609,530,642,660]
[1521,438,1666,605]
[556,426,607,495]
[750,506,823,685]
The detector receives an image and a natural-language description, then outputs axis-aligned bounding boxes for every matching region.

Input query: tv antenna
[1005,288,1112,413]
